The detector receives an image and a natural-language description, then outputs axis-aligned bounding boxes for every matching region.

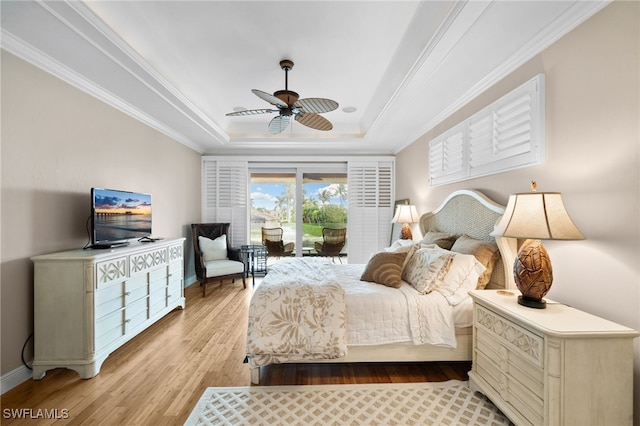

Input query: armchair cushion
[198,235,228,261]
[264,239,284,254]
[204,259,245,278]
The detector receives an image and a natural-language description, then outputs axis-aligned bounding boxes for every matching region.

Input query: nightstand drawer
[475,304,544,367]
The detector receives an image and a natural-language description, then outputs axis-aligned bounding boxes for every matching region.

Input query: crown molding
[1,1,231,154]
[394,0,611,154]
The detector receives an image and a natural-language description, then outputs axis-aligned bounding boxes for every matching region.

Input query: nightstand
[469,289,638,426]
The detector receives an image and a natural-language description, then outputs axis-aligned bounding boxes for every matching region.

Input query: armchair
[261,227,294,258]
[191,223,246,297]
[314,227,346,263]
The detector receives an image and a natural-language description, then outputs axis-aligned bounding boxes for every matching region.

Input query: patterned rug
[184,380,513,425]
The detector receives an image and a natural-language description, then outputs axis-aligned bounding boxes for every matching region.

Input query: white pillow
[435,252,486,305]
[402,245,453,294]
[385,239,416,251]
[198,235,228,262]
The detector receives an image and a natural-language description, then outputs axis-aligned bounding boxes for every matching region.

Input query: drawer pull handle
[125,319,131,323]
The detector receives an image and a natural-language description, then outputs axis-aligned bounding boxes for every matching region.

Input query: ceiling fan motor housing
[274,89,299,106]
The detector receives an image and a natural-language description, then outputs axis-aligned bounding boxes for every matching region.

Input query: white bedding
[247,258,476,369]
[333,264,466,348]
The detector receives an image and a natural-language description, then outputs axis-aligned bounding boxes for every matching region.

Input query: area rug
[184,380,513,425]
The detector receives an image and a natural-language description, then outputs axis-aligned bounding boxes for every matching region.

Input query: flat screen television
[90,188,152,248]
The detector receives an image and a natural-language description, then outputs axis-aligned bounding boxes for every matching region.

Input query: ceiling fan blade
[268,115,291,134]
[295,98,339,114]
[252,89,288,108]
[226,108,276,116]
[295,112,333,131]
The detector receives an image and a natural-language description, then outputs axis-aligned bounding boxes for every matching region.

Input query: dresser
[469,289,638,426]
[32,238,185,379]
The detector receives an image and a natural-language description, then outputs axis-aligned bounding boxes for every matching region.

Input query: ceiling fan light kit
[226,59,338,134]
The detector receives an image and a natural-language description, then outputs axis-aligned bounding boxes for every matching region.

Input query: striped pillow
[360,252,408,288]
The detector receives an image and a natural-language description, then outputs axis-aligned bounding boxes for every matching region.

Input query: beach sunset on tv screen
[94,190,152,215]
[92,188,152,243]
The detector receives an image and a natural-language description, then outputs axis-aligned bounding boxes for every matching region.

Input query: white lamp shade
[392,205,420,224]
[493,192,584,240]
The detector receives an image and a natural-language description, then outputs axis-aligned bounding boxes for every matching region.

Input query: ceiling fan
[226,59,339,134]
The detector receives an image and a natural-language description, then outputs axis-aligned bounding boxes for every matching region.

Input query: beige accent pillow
[421,230,458,250]
[450,235,499,289]
[402,245,453,294]
[361,252,408,289]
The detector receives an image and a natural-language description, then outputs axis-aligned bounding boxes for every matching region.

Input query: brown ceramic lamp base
[514,239,553,309]
[400,223,413,240]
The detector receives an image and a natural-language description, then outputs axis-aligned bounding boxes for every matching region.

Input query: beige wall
[1,52,202,375]
[396,1,640,419]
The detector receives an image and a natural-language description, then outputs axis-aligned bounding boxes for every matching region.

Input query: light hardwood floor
[1,279,471,425]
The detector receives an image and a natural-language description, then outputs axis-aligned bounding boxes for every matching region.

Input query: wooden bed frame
[250,189,518,384]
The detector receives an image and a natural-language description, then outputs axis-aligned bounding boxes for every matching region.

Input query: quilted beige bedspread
[246,257,347,369]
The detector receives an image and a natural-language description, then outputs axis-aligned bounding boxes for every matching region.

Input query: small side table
[241,245,267,286]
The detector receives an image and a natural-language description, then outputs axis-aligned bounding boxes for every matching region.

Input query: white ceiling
[1,1,608,155]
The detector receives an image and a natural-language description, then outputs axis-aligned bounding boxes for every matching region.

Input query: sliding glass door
[249,171,297,249]
[249,164,347,259]
[301,172,347,256]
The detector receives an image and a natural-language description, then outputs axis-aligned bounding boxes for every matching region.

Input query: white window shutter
[347,160,394,263]
[429,125,466,186]
[429,74,544,185]
[201,159,248,247]
[469,76,543,177]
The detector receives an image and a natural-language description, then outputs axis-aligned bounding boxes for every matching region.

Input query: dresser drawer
[96,257,127,288]
[475,304,544,367]
[124,274,146,301]
[167,284,182,304]
[125,297,149,330]
[130,247,167,275]
[95,309,125,350]
[168,243,183,263]
[149,296,167,317]
[168,260,183,279]
[95,282,124,319]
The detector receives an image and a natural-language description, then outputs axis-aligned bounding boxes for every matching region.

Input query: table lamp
[392,205,420,240]
[492,182,584,308]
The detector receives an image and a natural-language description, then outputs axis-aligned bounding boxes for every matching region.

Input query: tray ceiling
[1,1,609,155]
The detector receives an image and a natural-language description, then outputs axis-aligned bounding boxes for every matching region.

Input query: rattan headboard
[419,190,517,290]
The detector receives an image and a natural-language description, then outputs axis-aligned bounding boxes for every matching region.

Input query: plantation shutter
[347,160,394,264]
[429,74,544,185]
[429,125,466,186]
[201,159,248,247]
[468,76,543,177]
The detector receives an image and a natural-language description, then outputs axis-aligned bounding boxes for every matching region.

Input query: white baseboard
[1,365,32,394]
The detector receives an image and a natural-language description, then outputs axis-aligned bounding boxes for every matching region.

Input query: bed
[246,189,518,384]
